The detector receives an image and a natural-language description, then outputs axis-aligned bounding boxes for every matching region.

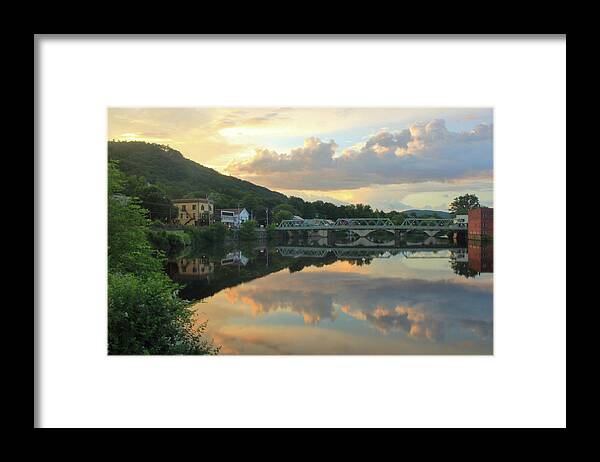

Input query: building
[220,251,249,266]
[172,198,214,226]
[218,208,250,228]
[468,241,494,273]
[468,207,493,240]
[168,258,214,280]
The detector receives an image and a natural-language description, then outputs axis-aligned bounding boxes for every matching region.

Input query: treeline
[108,141,455,226]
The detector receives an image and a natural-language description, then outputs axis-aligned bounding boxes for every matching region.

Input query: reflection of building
[173,258,215,279]
[218,208,249,228]
[221,251,249,266]
[468,241,493,273]
[453,249,469,262]
[173,198,214,226]
[468,207,493,240]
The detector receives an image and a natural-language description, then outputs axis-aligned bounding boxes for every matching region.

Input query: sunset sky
[108,108,493,212]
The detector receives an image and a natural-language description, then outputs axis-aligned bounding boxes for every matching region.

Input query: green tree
[449,194,480,215]
[108,162,162,275]
[273,203,298,215]
[238,219,258,241]
[266,223,278,240]
[273,209,294,224]
[107,160,218,355]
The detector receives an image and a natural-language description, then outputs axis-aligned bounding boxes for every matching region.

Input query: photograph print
[107,107,494,355]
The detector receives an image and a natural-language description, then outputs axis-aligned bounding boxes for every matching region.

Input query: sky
[108,107,493,212]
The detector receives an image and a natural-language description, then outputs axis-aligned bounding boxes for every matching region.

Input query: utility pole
[266,207,269,227]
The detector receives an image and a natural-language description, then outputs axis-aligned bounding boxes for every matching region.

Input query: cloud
[227,119,493,190]
[223,271,492,343]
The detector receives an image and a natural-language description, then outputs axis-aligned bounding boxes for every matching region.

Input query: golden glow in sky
[108,107,493,211]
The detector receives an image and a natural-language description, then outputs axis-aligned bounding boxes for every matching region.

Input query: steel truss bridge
[276,217,467,233]
[276,246,467,260]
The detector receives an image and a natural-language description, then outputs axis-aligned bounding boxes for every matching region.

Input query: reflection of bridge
[276,246,467,260]
[277,217,467,238]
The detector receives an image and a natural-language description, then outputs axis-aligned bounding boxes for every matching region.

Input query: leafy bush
[167,231,191,250]
[238,220,258,241]
[108,272,219,355]
[148,230,192,253]
[186,222,227,249]
[148,229,170,251]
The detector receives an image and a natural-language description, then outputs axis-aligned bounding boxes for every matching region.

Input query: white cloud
[227,119,493,190]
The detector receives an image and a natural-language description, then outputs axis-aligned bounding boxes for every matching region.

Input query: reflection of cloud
[226,284,338,324]
[227,119,493,190]
[341,304,444,341]
[209,324,485,355]
[221,271,492,344]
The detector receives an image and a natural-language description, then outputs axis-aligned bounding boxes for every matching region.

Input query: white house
[219,208,250,228]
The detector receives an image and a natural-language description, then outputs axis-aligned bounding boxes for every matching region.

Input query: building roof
[219,208,246,214]
[172,198,213,204]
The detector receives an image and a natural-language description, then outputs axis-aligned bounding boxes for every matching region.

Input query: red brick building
[468,241,494,273]
[468,207,493,240]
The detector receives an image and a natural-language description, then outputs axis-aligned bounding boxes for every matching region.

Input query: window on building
[192,204,196,210]
[201,205,205,211]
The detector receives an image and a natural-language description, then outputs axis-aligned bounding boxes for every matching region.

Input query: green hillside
[108,141,287,208]
[401,209,454,219]
[108,140,459,224]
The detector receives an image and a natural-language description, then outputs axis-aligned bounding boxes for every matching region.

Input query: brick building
[468,241,494,274]
[468,207,493,240]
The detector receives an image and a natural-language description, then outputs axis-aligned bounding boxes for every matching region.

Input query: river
[166,236,493,355]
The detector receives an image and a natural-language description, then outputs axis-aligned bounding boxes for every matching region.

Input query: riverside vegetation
[108,161,219,355]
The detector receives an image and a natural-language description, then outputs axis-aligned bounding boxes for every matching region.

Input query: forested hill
[108,141,287,206]
[108,140,459,224]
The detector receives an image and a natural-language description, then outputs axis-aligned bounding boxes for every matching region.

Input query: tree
[449,194,480,215]
[108,162,162,275]
[238,220,258,241]
[273,209,294,224]
[138,185,178,222]
[107,160,218,355]
[273,203,297,215]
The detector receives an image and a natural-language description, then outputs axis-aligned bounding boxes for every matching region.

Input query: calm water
[167,237,493,355]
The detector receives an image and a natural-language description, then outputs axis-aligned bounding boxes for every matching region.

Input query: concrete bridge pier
[327,229,336,246]
[282,230,297,243]
[394,229,404,246]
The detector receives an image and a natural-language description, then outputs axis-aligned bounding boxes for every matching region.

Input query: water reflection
[167,238,493,355]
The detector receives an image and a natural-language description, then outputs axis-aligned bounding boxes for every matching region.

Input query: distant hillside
[400,209,453,218]
[108,141,287,206]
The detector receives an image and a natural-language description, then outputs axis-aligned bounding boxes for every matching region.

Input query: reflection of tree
[344,258,373,266]
[450,258,479,278]
[288,254,338,273]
